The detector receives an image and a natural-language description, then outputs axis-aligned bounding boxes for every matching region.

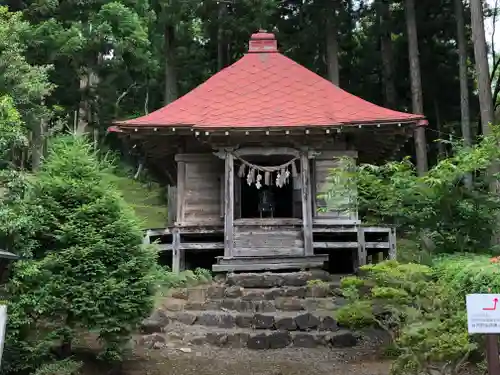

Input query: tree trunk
[326,0,340,86]
[217,3,228,71]
[405,0,428,175]
[60,337,72,358]
[164,25,178,105]
[433,98,445,158]
[77,72,90,134]
[471,0,495,133]
[378,0,397,109]
[471,0,500,258]
[76,56,99,139]
[455,0,472,187]
[31,118,43,171]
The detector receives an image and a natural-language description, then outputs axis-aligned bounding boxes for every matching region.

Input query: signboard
[466,294,500,333]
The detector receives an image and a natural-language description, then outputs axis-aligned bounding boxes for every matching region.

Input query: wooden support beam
[142,230,151,245]
[313,218,360,225]
[300,152,314,256]
[388,227,397,259]
[356,226,366,269]
[233,147,300,158]
[176,161,186,223]
[224,151,234,257]
[171,229,184,274]
[167,185,177,225]
[314,242,358,249]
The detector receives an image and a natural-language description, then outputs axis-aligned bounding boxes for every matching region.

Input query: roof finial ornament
[249,29,278,53]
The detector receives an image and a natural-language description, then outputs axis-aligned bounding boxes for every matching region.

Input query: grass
[396,237,433,265]
[111,174,168,229]
[151,266,213,302]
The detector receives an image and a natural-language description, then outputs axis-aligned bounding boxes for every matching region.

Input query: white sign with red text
[466,294,500,334]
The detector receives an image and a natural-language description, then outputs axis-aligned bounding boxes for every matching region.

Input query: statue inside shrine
[258,188,275,218]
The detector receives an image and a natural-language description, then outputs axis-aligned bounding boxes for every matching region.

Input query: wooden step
[213,255,328,272]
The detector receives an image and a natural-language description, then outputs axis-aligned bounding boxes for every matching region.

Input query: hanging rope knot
[232,152,299,189]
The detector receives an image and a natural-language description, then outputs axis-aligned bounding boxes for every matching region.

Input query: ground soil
[80,346,392,375]
[77,331,393,375]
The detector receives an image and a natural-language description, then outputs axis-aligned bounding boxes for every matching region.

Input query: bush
[324,127,500,255]
[33,359,82,375]
[152,265,213,298]
[335,301,374,328]
[434,254,500,294]
[4,135,159,372]
[336,259,479,375]
[194,268,213,284]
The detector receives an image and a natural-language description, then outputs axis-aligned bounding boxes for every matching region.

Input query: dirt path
[80,345,392,375]
[126,348,391,375]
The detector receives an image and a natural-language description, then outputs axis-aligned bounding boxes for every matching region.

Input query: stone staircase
[140,271,362,350]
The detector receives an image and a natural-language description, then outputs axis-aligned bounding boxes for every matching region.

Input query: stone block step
[169,282,342,304]
[141,324,358,350]
[225,271,337,288]
[205,283,342,301]
[166,310,339,331]
[183,296,345,313]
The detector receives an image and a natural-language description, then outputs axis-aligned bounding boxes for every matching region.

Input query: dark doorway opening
[238,156,296,219]
[241,182,294,218]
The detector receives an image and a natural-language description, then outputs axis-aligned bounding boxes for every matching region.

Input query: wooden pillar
[300,152,313,256]
[167,185,177,225]
[142,230,151,245]
[224,151,234,257]
[356,225,366,269]
[176,161,186,224]
[388,227,397,260]
[172,228,184,274]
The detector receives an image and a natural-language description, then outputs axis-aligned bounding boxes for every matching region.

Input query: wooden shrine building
[110,31,427,274]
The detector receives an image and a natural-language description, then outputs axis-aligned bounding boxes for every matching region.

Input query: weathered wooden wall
[175,153,224,225]
[314,150,358,221]
[167,185,177,225]
[233,220,304,257]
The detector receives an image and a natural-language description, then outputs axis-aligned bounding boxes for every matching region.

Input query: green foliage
[153,265,212,298]
[0,7,53,131]
[0,96,26,162]
[307,279,329,287]
[0,96,39,259]
[434,254,500,294]
[194,267,213,284]
[396,238,434,265]
[340,275,366,289]
[3,135,158,373]
[335,300,374,328]
[336,259,484,375]
[33,359,82,375]
[324,127,500,255]
[110,173,167,229]
[317,156,357,216]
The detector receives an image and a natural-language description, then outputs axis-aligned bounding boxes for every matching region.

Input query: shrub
[340,276,366,289]
[434,254,500,294]
[4,135,158,371]
[152,265,213,299]
[324,127,500,255]
[335,300,374,328]
[194,268,213,284]
[336,259,478,375]
[33,359,82,375]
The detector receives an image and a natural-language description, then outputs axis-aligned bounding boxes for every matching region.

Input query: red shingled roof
[115,31,426,129]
